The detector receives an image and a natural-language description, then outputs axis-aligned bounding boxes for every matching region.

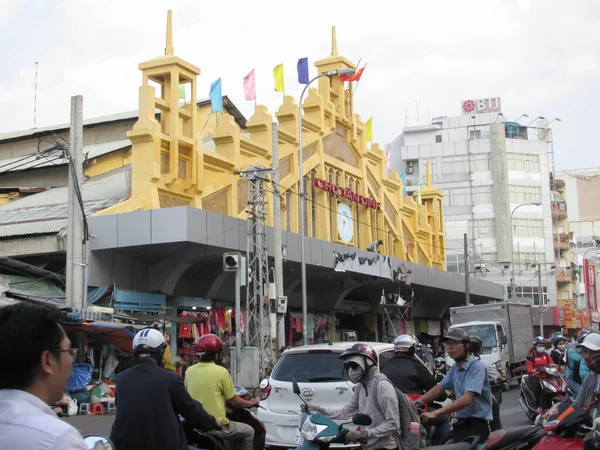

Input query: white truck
[445,302,534,384]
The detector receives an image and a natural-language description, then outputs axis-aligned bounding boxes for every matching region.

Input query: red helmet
[195,334,223,354]
[339,343,378,366]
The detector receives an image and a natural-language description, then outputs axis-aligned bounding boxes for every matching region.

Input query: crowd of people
[4,301,600,449]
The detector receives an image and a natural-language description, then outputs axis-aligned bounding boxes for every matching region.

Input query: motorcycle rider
[185,334,260,450]
[572,332,600,450]
[551,335,568,366]
[303,343,402,450]
[110,328,219,450]
[418,328,493,444]
[525,336,552,413]
[470,336,504,431]
[382,335,449,445]
[567,330,591,396]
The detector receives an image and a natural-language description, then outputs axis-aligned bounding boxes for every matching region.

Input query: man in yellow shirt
[185,334,260,450]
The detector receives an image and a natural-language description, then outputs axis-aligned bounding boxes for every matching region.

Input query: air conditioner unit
[406,167,414,174]
[406,161,415,167]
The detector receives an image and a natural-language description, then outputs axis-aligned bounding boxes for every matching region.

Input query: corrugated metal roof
[0,139,131,174]
[0,168,131,238]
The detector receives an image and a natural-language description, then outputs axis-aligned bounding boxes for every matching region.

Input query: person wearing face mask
[571,332,600,450]
[303,343,402,450]
[524,336,552,414]
[567,330,591,396]
[551,335,568,367]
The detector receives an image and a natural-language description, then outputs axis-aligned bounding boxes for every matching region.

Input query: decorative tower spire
[165,9,174,56]
[331,26,338,56]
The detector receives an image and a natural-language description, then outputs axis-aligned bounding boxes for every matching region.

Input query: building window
[472,185,492,204]
[442,186,469,207]
[435,135,442,143]
[507,153,540,172]
[446,251,465,273]
[509,185,542,204]
[470,154,491,172]
[445,220,469,240]
[473,218,496,239]
[512,218,544,238]
[470,129,482,140]
[441,155,469,174]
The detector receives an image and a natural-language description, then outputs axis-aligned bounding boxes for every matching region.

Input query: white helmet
[578,332,600,352]
[394,334,418,353]
[133,328,166,353]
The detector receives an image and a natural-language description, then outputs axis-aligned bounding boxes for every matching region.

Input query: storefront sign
[314,178,381,210]
[337,299,372,313]
[585,259,597,310]
[461,97,502,115]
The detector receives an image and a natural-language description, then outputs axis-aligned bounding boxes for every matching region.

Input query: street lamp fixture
[509,202,542,301]
[546,118,562,127]
[495,112,504,123]
[526,116,546,126]
[513,113,529,122]
[297,67,356,345]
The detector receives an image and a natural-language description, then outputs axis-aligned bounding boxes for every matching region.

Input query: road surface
[66,386,532,440]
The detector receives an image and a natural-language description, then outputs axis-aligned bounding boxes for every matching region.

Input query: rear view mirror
[292,378,301,396]
[352,413,372,426]
[84,435,115,450]
[501,335,508,345]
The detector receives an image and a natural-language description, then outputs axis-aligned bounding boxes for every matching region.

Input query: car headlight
[300,417,327,441]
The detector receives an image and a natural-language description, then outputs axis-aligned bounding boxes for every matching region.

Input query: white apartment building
[390,98,558,305]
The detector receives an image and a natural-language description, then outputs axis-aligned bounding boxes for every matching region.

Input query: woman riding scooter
[525,336,552,412]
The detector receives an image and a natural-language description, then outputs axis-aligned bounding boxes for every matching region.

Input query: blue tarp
[65,363,93,392]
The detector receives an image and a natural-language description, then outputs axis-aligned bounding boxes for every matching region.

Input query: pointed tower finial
[165,9,174,55]
[426,161,432,187]
[331,26,338,56]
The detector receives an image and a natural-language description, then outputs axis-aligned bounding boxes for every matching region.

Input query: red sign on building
[313,178,381,211]
[585,259,597,310]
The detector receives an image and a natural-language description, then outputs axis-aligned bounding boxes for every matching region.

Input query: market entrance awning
[62,321,144,352]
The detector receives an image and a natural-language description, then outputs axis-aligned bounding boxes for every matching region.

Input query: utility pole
[464,233,470,306]
[271,123,286,351]
[538,263,544,336]
[66,95,85,311]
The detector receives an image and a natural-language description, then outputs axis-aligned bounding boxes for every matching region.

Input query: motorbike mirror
[84,435,115,450]
[292,378,301,396]
[352,413,372,426]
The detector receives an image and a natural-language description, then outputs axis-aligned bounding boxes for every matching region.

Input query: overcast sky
[1,0,598,171]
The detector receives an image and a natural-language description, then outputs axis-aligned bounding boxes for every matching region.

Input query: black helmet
[469,336,483,354]
[442,327,471,344]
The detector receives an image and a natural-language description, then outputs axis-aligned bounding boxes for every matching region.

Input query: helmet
[469,336,483,354]
[133,328,166,353]
[533,336,546,345]
[578,332,600,352]
[442,328,470,344]
[340,343,378,366]
[394,334,417,353]
[553,335,567,345]
[195,334,223,355]
[578,330,590,343]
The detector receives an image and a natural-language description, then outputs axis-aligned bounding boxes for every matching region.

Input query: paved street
[66,386,531,441]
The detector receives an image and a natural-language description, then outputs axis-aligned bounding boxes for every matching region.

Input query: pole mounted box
[223,252,242,272]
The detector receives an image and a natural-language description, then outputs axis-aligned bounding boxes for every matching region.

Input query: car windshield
[462,325,497,354]
[271,352,344,383]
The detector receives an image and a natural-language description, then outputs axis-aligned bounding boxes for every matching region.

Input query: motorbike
[184,386,266,450]
[520,365,568,421]
[532,401,599,450]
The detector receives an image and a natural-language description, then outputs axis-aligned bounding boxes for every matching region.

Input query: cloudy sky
[1,0,598,170]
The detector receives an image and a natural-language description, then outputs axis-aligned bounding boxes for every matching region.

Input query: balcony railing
[552,201,567,217]
[556,267,572,283]
[554,233,570,251]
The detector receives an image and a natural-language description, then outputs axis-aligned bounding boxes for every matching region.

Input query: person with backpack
[417,328,493,444]
[567,330,591,396]
[303,343,425,450]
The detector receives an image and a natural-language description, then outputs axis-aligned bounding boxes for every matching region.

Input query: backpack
[372,375,427,450]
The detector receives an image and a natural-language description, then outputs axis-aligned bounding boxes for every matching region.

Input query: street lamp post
[298,68,355,346]
[510,202,542,301]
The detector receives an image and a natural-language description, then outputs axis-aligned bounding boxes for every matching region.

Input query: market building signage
[313,177,381,210]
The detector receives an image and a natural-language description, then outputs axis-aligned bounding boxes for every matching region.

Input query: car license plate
[294,434,304,445]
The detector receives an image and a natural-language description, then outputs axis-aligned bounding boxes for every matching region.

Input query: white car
[257,342,396,449]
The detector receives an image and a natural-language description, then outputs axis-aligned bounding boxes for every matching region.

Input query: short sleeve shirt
[185,361,236,424]
[440,355,493,420]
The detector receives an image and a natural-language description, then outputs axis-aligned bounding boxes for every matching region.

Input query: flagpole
[351,62,368,98]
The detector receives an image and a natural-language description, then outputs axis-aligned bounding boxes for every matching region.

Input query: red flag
[339,66,365,82]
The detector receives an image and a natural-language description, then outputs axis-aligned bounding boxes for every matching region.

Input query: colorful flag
[297,58,309,84]
[209,78,223,113]
[243,69,256,101]
[399,171,407,196]
[339,65,365,82]
[178,84,185,100]
[365,117,372,142]
[273,63,284,92]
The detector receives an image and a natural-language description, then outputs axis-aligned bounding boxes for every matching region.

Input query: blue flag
[399,171,407,197]
[297,58,309,84]
[209,78,223,113]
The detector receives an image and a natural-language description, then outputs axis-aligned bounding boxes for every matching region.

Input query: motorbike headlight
[541,380,557,392]
[545,367,558,376]
[300,417,327,441]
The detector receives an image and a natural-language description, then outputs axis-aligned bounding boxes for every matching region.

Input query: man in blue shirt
[417,327,493,444]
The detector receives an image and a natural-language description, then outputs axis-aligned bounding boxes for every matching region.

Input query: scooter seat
[485,426,540,449]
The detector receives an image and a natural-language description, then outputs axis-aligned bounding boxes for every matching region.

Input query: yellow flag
[365,117,373,142]
[273,63,285,92]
